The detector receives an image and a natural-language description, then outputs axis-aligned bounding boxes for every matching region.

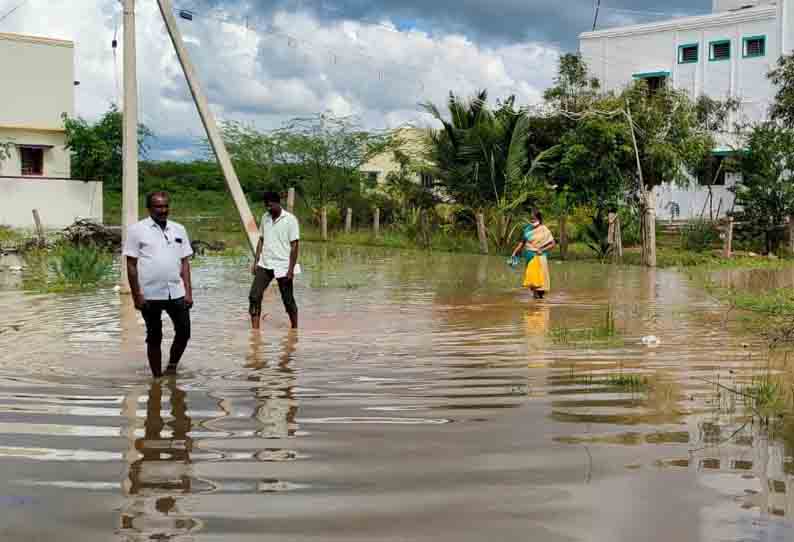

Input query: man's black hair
[263,191,281,204]
[146,191,170,208]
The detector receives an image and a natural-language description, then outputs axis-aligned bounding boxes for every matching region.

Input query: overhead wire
[0,0,29,25]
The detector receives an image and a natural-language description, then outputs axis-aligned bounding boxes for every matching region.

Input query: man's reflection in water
[247,331,299,440]
[119,380,200,540]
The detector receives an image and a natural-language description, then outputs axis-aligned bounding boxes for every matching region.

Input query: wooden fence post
[345,208,352,234]
[723,217,734,259]
[788,216,794,255]
[608,212,623,263]
[558,214,568,260]
[287,187,295,213]
[373,207,380,237]
[31,209,45,247]
[321,206,328,241]
[476,212,488,255]
[644,191,657,268]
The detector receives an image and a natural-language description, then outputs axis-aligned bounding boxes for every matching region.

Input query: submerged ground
[0,245,791,541]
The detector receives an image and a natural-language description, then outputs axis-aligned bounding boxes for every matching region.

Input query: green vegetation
[605,374,649,392]
[548,309,622,347]
[0,225,24,245]
[22,245,114,292]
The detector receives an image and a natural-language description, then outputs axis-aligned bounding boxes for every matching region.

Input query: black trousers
[249,267,298,319]
[141,298,191,376]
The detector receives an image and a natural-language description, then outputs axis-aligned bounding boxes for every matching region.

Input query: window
[698,155,726,186]
[420,172,434,189]
[20,147,44,176]
[709,40,731,61]
[644,76,667,93]
[367,171,380,185]
[743,36,766,58]
[633,72,669,94]
[678,44,699,64]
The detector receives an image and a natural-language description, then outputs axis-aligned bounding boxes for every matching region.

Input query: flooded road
[0,245,791,541]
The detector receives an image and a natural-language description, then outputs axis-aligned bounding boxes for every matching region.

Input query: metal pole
[119,0,139,294]
[156,0,259,253]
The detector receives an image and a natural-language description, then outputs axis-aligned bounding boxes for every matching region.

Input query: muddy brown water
[0,245,792,541]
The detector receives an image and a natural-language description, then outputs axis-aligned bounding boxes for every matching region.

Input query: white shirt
[123,217,193,300]
[258,210,300,278]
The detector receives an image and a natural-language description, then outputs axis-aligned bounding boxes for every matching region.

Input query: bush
[50,245,114,290]
[680,220,720,251]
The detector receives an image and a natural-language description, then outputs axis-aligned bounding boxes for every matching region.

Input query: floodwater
[0,245,792,542]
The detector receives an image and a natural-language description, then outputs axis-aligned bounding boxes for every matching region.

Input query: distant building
[359,127,435,190]
[0,32,102,229]
[579,0,794,220]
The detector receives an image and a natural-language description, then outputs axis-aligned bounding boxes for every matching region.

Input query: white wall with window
[578,1,794,220]
[0,32,100,228]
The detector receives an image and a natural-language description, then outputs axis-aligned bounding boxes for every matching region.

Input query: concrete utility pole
[120,0,140,294]
[156,0,259,252]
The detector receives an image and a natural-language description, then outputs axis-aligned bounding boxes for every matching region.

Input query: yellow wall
[359,127,431,186]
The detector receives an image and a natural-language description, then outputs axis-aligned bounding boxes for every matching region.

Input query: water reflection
[248,331,299,440]
[0,250,793,541]
[119,380,201,540]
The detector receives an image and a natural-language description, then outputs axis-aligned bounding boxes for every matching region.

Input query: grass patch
[22,245,115,292]
[549,309,623,347]
[605,374,649,392]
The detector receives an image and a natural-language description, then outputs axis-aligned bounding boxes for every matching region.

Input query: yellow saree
[522,224,553,292]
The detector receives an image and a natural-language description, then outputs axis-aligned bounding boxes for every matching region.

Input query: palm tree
[423,91,534,249]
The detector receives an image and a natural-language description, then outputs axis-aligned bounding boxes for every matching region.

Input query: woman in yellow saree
[511,211,555,299]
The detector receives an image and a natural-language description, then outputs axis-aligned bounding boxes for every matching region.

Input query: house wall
[0,128,70,178]
[0,177,102,229]
[0,33,74,179]
[580,7,777,124]
[579,4,784,220]
[0,33,74,130]
[0,33,89,228]
[359,127,430,186]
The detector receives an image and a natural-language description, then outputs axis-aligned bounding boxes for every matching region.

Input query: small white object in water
[113,285,121,293]
[641,335,660,347]
[9,266,22,272]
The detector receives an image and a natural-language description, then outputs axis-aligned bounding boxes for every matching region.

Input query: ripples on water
[0,246,792,541]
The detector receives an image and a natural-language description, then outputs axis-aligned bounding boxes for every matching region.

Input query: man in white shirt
[249,191,300,330]
[123,191,194,378]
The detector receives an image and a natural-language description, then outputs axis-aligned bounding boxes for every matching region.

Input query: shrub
[680,219,720,251]
[49,245,114,290]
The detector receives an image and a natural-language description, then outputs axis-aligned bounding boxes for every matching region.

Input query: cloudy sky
[1,0,712,159]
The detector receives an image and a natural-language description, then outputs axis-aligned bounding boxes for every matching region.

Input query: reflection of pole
[120,0,139,294]
[156,0,259,253]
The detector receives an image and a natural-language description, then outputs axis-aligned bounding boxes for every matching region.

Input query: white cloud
[2,1,561,157]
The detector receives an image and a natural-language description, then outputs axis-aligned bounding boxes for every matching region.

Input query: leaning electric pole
[156,0,260,252]
[119,0,139,293]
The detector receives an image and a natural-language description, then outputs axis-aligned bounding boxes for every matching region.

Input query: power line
[0,0,30,25]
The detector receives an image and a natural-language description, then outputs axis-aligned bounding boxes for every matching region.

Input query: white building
[579,0,794,220]
[0,32,102,229]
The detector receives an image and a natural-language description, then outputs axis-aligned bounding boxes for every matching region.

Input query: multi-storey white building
[580,0,794,220]
[0,32,102,229]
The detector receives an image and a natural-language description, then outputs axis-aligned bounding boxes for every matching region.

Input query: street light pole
[119,0,139,293]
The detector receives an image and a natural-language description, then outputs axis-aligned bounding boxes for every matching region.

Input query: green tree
[270,113,389,221]
[768,54,794,128]
[733,123,794,254]
[543,53,601,115]
[62,104,152,189]
[423,92,535,248]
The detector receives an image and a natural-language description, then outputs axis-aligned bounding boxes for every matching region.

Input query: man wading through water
[124,192,194,378]
[249,191,300,330]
